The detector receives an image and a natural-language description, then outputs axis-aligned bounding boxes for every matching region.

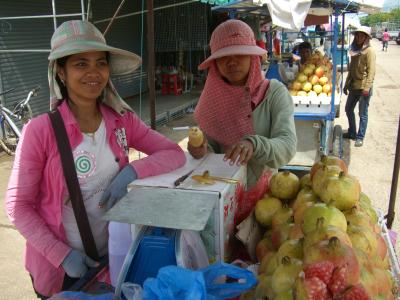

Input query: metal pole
[0,13,84,20]
[103,0,127,37]
[340,13,345,75]
[147,0,156,129]
[87,0,92,21]
[51,0,57,30]
[330,10,339,120]
[80,0,86,21]
[386,115,400,229]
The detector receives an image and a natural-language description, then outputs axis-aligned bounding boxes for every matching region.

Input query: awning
[210,0,384,30]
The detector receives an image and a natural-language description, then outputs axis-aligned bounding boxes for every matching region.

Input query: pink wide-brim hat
[198,19,267,70]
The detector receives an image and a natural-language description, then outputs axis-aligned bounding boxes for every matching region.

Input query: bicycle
[0,86,40,155]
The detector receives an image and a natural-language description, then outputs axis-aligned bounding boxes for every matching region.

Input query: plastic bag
[48,291,114,300]
[141,262,256,300]
[201,262,257,300]
[121,282,143,300]
[142,266,207,300]
[235,170,273,225]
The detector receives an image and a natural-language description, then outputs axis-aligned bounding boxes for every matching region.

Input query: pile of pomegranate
[241,155,397,300]
[288,51,333,97]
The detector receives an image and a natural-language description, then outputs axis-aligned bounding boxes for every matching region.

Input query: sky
[383,0,399,11]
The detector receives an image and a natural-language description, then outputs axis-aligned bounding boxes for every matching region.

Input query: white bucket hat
[352,26,372,39]
[48,20,141,113]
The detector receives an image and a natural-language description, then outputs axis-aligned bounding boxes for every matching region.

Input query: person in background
[343,26,376,147]
[292,41,312,65]
[187,19,297,190]
[382,28,390,51]
[5,20,185,299]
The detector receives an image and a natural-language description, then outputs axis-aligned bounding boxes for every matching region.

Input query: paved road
[0,39,399,299]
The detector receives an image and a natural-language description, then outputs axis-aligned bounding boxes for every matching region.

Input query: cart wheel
[331,125,343,158]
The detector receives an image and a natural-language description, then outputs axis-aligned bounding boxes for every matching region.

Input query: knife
[174,169,194,187]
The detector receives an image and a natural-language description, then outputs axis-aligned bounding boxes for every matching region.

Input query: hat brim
[198,45,267,70]
[351,30,372,39]
[48,40,142,76]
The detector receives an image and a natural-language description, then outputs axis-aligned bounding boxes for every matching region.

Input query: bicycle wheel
[0,118,18,155]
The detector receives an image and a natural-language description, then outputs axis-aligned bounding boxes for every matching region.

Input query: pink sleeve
[5,118,70,267]
[123,112,186,178]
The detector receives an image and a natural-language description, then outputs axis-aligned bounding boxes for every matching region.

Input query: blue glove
[99,164,137,210]
[61,249,99,278]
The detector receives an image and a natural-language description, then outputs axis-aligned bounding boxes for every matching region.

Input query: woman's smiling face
[58,51,110,103]
[216,55,251,86]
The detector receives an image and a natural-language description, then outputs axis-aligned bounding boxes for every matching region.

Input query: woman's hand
[187,140,208,159]
[224,140,254,166]
[61,249,99,278]
[99,165,137,210]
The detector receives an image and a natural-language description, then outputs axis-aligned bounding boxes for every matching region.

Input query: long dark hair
[55,56,69,100]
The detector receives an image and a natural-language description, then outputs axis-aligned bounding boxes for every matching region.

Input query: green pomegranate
[259,251,279,275]
[255,274,275,299]
[310,154,348,179]
[347,225,378,258]
[344,207,374,230]
[303,217,352,250]
[255,196,282,227]
[271,205,293,228]
[299,173,312,189]
[357,193,378,224]
[256,237,274,262]
[294,201,314,225]
[301,203,347,235]
[359,191,372,206]
[277,238,304,262]
[292,186,318,212]
[274,289,294,300]
[311,164,342,197]
[271,256,303,295]
[270,171,300,200]
[270,223,295,250]
[319,172,361,211]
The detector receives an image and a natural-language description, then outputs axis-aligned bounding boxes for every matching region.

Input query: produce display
[288,51,334,97]
[241,155,398,300]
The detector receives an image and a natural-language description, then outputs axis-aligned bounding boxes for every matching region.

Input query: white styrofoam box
[292,93,341,114]
[117,153,246,263]
[179,154,246,263]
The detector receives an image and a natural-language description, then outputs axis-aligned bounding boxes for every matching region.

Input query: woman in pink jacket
[5,20,185,298]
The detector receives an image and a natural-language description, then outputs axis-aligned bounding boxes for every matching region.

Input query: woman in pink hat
[188,19,297,190]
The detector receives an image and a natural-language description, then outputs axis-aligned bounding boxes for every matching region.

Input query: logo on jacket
[115,127,129,156]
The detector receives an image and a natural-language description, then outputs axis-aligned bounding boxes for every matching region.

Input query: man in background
[343,26,376,147]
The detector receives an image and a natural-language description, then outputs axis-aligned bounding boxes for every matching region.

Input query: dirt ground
[0,39,399,299]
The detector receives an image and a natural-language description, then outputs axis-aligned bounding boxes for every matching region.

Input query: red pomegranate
[303,237,360,295]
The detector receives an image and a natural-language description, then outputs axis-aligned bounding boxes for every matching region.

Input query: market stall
[46,1,400,299]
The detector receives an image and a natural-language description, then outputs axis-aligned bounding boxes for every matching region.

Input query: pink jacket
[5,101,186,296]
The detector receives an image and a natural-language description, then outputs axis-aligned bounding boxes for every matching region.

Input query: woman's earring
[61,79,65,86]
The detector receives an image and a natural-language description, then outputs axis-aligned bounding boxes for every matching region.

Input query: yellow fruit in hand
[188,127,204,147]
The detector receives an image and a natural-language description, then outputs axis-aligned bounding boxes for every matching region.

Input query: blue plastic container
[116,227,180,299]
